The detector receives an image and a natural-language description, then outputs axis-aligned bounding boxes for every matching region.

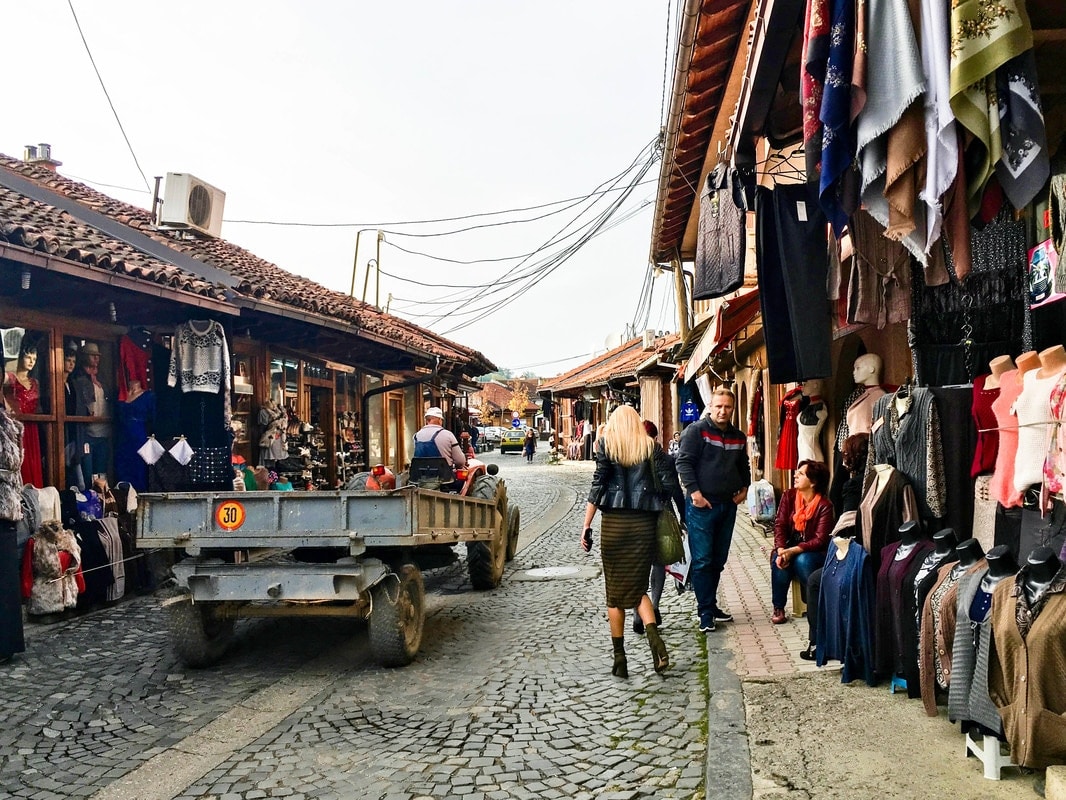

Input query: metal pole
[375,230,384,309]
[350,229,370,298]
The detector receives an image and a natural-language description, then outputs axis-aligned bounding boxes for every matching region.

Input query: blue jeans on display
[685,497,738,624]
[770,550,823,610]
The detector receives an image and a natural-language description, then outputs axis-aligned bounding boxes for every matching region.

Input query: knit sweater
[947,569,1005,733]
[988,565,1066,768]
[869,388,945,519]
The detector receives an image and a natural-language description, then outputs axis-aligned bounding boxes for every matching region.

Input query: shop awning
[683,289,761,382]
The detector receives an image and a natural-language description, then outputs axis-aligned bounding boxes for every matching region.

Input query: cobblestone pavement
[1,450,737,800]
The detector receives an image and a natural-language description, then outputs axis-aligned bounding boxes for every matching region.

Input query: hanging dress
[775,391,804,471]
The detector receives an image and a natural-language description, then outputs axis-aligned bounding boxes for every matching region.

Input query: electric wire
[67,0,152,193]
[387,136,659,316]
[389,140,658,326]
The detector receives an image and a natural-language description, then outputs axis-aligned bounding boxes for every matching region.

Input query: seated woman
[770,459,834,624]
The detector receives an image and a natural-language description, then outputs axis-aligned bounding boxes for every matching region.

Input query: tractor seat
[408,457,454,488]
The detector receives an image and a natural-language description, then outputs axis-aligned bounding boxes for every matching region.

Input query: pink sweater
[990,370,1022,508]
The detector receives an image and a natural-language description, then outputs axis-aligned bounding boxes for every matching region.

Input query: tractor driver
[413,407,468,469]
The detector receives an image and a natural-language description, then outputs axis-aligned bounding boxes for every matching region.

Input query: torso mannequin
[932,528,958,558]
[894,520,921,559]
[834,535,850,560]
[1022,546,1062,606]
[797,380,828,462]
[1014,350,1040,378]
[983,355,1015,391]
[1014,348,1066,492]
[952,538,985,577]
[872,463,894,494]
[981,544,1019,591]
[846,355,886,436]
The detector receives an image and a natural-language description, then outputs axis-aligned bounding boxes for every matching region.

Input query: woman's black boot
[645,623,669,675]
[611,636,629,678]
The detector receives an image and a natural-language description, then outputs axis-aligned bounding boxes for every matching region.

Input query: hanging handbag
[648,453,685,566]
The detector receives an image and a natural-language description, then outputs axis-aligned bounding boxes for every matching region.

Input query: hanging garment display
[755,184,833,384]
[873,538,933,683]
[917,0,958,255]
[858,466,918,575]
[167,319,232,425]
[930,386,977,538]
[775,387,805,471]
[1013,366,1066,493]
[117,331,151,402]
[693,165,746,300]
[990,369,1024,508]
[5,372,42,488]
[988,563,1066,768]
[868,388,946,520]
[800,0,828,181]
[116,390,155,492]
[815,538,877,685]
[970,374,1000,478]
[847,211,912,330]
[948,568,1005,735]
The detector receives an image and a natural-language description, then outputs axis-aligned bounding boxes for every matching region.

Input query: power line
[223,177,658,230]
[67,0,151,193]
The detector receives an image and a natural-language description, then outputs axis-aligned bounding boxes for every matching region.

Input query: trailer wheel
[467,474,506,589]
[505,505,521,561]
[167,595,234,668]
[369,564,425,668]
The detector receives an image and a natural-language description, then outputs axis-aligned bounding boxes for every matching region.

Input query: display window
[0,326,52,487]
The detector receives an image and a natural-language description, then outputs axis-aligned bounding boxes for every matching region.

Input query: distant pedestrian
[581,405,680,678]
[674,388,750,633]
[523,428,537,462]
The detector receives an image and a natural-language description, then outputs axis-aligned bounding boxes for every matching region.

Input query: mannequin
[1013,346,1066,492]
[932,527,958,557]
[953,539,985,576]
[833,534,850,560]
[983,355,1014,391]
[114,379,155,492]
[1014,350,1040,378]
[797,379,828,462]
[1036,344,1066,379]
[982,544,1019,591]
[845,355,886,436]
[1022,545,1062,606]
[893,520,922,560]
[4,341,42,487]
[775,384,805,470]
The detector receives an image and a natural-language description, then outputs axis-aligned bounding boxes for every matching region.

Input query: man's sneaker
[713,609,734,623]
[699,616,716,633]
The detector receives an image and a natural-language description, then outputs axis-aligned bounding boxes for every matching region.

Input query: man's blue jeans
[685,497,738,624]
[770,550,823,610]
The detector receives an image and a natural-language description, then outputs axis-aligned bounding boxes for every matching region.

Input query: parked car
[499,427,527,454]
[475,426,492,451]
[485,426,505,444]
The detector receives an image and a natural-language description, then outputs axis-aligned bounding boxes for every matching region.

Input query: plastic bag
[664,532,691,585]
[746,478,776,522]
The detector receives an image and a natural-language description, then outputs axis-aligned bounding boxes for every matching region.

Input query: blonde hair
[601,405,655,467]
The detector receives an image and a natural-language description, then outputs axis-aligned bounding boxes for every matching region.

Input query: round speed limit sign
[215,500,246,531]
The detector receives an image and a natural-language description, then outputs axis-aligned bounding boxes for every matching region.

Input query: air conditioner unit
[642,329,656,350]
[159,172,225,238]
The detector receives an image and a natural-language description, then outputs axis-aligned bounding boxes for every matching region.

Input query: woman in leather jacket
[580,405,680,678]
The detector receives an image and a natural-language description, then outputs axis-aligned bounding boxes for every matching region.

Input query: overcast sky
[2,1,680,377]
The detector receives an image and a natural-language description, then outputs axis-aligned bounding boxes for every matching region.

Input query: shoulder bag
[648,453,685,566]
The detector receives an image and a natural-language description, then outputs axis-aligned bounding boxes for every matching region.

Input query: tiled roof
[540,333,681,394]
[0,185,229,302]
[0,154,494,373]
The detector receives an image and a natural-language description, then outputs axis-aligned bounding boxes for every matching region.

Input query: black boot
[645,623,669,675]
[611,636,628,678]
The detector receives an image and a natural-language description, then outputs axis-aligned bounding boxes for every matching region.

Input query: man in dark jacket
[675,388,750,633]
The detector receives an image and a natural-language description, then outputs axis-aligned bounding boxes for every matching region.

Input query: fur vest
[26,521,82,615]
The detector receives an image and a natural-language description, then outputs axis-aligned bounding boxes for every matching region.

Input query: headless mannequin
[798,379,828,462]
[1022,546,1062,606]
[981,544,1019,591]
[932,527,958,557]
[873,463,894,494]
[952,538,985,577]
[1036,344,1066,379]
[833,535,850,561]
[125,380,145,403]
[1014,350,1040,381]
[894,520,922,560]
[983,355,1014,391]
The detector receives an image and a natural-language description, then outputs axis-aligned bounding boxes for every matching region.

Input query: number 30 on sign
[215,500,246,531]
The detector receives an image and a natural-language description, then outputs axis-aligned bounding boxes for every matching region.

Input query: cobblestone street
[0,452,742,800]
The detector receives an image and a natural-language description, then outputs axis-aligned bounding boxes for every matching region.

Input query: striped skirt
[600,510,657,609]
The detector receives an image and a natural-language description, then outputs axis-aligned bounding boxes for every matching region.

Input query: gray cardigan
[947,568,1003,734]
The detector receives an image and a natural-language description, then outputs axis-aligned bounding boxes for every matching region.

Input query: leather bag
[648,453,685,565]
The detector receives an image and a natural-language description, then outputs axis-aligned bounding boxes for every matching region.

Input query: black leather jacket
[587,442,682,513]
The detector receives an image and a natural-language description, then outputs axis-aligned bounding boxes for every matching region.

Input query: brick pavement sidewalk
[716,510,837,679]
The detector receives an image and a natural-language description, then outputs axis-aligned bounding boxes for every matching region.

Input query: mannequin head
[932,527,957,556]
[64,347,77,376]
[801,379,824,397]
[852,354,883,386]
[17,341,37,374]
[1015,350,1040,376]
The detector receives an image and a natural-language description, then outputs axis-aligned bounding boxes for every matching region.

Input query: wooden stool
[791,577,807,617]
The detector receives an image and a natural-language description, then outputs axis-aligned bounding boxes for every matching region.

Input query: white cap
[425,406,444,419]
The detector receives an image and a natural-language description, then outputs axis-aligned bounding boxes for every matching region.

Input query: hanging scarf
[802,0,830,181]
[856,0,928,263]
[792,491,824,533]
[949,0,1035,214]
[918,0,958,253]
[994,50,1050,211]
[817,0,858,236]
